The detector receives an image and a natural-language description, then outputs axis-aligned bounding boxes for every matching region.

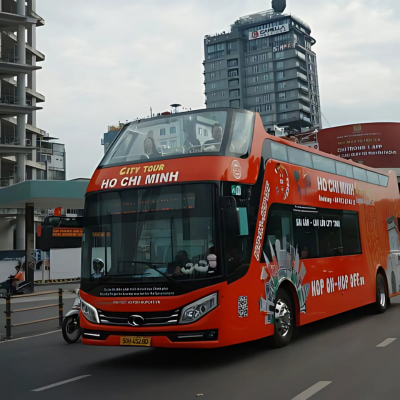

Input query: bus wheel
[374,273,388,314]
[272,288,294,348]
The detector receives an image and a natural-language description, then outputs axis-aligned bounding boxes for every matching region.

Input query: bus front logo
[128,315,145,326]
[231,160,242,180]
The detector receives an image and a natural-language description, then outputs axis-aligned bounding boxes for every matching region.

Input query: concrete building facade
[203,4,321,133]
[0,0,66,250]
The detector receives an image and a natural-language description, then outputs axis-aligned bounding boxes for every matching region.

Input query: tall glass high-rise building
[203,2,321,133]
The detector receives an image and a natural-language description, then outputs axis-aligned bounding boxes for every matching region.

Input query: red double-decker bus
[80,108,400,348]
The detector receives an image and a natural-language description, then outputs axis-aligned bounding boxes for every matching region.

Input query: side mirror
[221,196,240,237]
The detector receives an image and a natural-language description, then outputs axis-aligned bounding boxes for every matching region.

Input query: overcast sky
[36,0,400,179]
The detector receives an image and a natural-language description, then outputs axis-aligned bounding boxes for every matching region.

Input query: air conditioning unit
[26,139,31,146]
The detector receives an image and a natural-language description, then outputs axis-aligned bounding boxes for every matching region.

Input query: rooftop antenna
[272,0,286,13]
[170,103,181,114]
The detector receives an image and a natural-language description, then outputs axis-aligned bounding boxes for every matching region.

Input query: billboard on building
[317,123,400,169]
[249,23,289,40]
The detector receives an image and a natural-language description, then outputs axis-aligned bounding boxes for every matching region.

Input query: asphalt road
[1,297,400,399]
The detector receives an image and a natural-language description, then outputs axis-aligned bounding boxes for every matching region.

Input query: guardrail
[3,289,63,340]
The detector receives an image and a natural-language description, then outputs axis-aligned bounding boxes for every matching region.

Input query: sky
[36,0,400,179]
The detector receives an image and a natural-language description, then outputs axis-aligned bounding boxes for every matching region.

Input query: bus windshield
[101,111,228,166]
[100,109,255,167]
[82,184,219,283]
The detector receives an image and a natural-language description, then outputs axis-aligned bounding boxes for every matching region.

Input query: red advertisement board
[317,123,400,168]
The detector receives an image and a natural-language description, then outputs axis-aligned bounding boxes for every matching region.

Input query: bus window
[293,210,318,259]
[312,155,336,174]
[263,205,293,262]
[379,174,389,187]
[271,142,288,162]
[317,211,342,257]
[229,111,254,157]
[100,111,229,165]
[367,171,380,185]
[287,147,312,168]
[336,162,353,178]
[353,166,368,182]
[341,211,362,255]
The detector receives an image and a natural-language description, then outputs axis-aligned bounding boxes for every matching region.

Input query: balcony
[299,104,311,113]
[0,134,35,155]
[299,83,309,93]
[297,72,308,82]
[0,94,41,116]
[5,32,45,62]
[0,177,14,187]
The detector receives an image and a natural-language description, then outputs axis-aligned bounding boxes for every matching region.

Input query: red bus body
[80,110,400,348]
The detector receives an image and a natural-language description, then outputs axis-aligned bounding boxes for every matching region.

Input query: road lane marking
[377,338,396,347]
[292,381,332,400]
[0,330,60,343]
[31,375,91,392]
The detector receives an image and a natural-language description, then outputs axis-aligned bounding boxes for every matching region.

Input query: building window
[245,57,249,64]
[228,69,238,77]
[275,51,284,59]
[263,74,270,81]
[262,63,268,72]
[255,85,259,92]
[170,127,176,134]
[221,91,225,97]
[280,103,288,110]
[211,83,216,89]
[280,114,288,120]
[230,99,240,108]
[198,128,203,135]
[263,83,272,91]
[278,82,287,89]
[263,115,274,122]
[228,59,238,68]
[210,62,215,70]
[204,130,208,137]
[266,104,272,111]
[252,65,258,73]
[230,89,240,97]
[229,79,239,87]
[277,61,284,69]
[263,94,270,102]
[227,41,238,54]
[211,72,215,79]
[160,128,166,136]
[259,53,267,61]
[277,71,285,79]
[160,140,167,148]
[170,140,177,148]
[279,92,286,99]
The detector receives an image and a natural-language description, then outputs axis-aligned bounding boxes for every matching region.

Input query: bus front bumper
[81,328,221,348]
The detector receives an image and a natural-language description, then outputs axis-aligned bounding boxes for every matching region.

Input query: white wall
[49,248,81,280]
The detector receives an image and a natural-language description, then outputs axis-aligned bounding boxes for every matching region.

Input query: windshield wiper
[133,262,186,289]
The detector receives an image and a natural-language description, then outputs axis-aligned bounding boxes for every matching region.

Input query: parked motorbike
[62,291,82,344]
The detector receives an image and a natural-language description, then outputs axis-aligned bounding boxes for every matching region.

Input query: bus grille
[98,308,181,327]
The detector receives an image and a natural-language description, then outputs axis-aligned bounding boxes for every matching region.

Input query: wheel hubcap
[378,282,386,307]
[275,300,291,337]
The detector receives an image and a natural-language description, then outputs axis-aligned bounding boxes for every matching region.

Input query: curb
[34,278,80,284]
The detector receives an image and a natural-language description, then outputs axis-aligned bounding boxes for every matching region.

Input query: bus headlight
[179,293,218,324]
[81,298,100,324]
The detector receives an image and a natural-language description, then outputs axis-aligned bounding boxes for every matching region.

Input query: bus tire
[374,273,388,314]
[272,288,294,348]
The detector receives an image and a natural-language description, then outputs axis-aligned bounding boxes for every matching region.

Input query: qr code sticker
[238,296,248,318]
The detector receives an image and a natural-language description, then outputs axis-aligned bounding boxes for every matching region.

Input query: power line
[321,112,331,128]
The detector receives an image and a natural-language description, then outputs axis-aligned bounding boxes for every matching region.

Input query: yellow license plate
[120,336,151,346]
